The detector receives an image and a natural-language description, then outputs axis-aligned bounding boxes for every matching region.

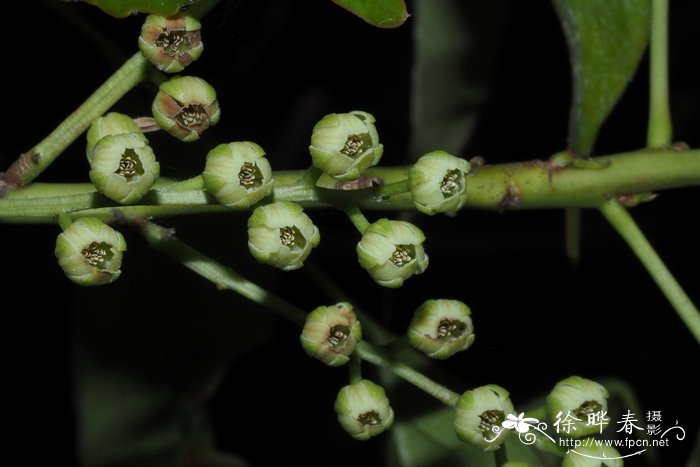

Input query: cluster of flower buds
[298,303,392,439]
[297,296,478,440]
[86,113,160,204]
[138,14,218,141]
[49,11,620,455]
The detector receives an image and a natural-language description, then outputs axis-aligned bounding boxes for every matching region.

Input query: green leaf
[388,407,559,467]
[331,0,408,28]
[554,0,651,155]
[72,0,203,18]
[410,0,506,160]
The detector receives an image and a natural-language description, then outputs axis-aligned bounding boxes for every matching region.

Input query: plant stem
[355,342,460,407]
[599,199,700,343]
[345,204,370,233]
[139,220,461,405]
[2,148,699,223]
[139,220,307,327]
[378,179,410,197]
[304,262,395,344]
[493,443,508,466]
[348,355,362,385]
[647,0,672,148]
[56,212,73,230]
[156,175,205,192]
[1,53,151,191]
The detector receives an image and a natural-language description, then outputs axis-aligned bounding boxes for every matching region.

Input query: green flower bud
[300,302,362,366]
[55,217,127,286]
[335,379,394,440]
[408,299,474,359]
[202,141,274,209]
[356,219,428,288]
[409,150,471,215]
[247,201,320,271]
[89,133,160,204]
[139,14,203,73]
[547,376,609,438]
[455,384,515,451]
[503,463,530,467]
[561,445,623,467]
[152,76,220,142]
[86,112,146,158]
[308,110,383,181]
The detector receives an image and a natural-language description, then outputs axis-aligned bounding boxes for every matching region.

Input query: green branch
[599,199,700,343]
[1,53,152,191]
[354,342,460,406]
[345,204,371,233]
[2,148,699,223]
[140,220,307,327]
[138,220,460,405]
[648,0,672,148]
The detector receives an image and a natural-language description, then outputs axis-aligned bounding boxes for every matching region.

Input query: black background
[2,1,698,466]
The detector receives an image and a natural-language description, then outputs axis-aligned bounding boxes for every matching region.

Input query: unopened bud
[309,110,383,181]
[455,384,515,451]
[300,302,362,366]
[86,112,145,158]
[89,133,160,204]
[409,150,471,215]
[335,379,394,440]
[546,376,609,438]
[247,201,320,270]
[203,141,274,208]
[139,14,203,73]
[152,76,220,142]
[408,299,474,359]
[55,217,127,286]
[356,219,428,288]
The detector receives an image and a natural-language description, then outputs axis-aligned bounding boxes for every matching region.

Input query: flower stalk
[599,199,700,343]
[4,148,697,211]
[138,220,461,405]
[1,53,152,191]
[647,0,672,148]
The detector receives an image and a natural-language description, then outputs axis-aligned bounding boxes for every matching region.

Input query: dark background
[2,0,698,466]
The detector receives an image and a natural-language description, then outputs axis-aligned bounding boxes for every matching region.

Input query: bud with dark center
[300,302,362,366]
[408,299,475,359]
[139,14,203,73]
[152,76,220,142]
[55,217,127,286]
